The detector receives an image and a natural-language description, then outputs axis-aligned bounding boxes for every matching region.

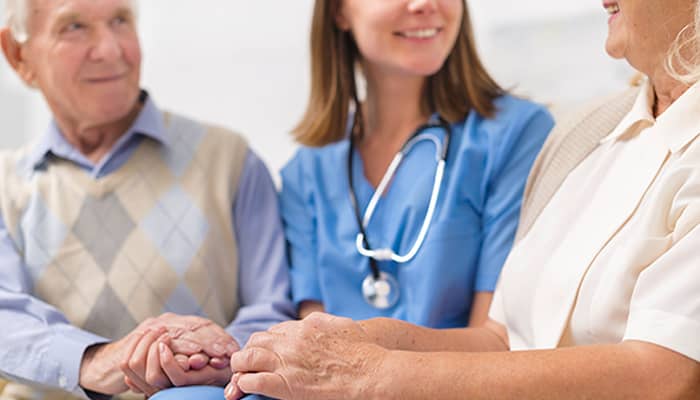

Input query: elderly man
[0,0,294,399]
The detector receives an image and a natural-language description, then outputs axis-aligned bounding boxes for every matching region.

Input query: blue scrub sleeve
[475,108,554,292]
[279,154,323,306]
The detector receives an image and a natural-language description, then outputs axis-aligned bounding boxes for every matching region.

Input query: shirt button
[58,376,68,388]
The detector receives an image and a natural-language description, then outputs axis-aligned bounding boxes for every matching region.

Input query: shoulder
[530,87,640,181]
[162,110,250,168]
[545,87,639,150]
[162,110,249,151]
[460,94,554,148]
[0,144,38,183]
[492,94,552,122]
[282,140,349,180]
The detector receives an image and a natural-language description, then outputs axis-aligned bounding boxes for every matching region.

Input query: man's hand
[225,312,388,400]
[79,329,152,395]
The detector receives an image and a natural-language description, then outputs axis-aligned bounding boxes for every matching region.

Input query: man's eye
[112,16,130,26]
[65,22,85,32]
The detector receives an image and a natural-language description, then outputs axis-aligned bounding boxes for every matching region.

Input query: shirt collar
[26,90,166,170]
[655,80,700,153]
[600,79,700,153]
[600,79,655,144]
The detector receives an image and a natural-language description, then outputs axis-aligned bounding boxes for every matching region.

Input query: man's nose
[89,26,123,62]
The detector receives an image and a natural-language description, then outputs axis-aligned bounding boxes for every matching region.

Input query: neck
[361,66,429,143]
[645,59,691,117]
[54,103,142,164]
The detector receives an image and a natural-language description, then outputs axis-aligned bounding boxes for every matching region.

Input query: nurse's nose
[408,0,438,14]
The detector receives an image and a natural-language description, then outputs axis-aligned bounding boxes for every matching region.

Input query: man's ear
[1,28,36,87]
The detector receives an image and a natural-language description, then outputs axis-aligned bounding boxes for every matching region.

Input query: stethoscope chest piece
[362,271,400,309]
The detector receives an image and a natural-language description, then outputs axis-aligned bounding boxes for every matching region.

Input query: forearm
[358,318,507,352]
[0,305,107,396]
[371,341,700,400]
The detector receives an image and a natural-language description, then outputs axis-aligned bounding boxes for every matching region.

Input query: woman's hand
[225,312,388,400]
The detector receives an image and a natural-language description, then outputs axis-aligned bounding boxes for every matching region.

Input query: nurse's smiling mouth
[394,27,443,41]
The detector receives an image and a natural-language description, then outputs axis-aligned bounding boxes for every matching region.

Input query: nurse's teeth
[402,28,438,39]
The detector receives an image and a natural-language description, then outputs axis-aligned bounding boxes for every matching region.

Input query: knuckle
[307,311,323,321]
[247,332,267,346]
[127,359,140,371]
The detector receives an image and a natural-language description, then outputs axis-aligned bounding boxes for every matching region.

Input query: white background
[0,1,633,175]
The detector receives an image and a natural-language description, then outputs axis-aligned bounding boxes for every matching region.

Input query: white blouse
[490,80,700,362]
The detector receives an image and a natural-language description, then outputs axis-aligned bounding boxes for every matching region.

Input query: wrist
[363,345,395,399]
[358,318,393,347]
[79,343,124,395]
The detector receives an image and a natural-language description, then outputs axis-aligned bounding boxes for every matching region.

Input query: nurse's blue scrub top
[280,95,554,327]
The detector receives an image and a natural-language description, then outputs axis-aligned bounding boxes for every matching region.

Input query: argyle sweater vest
[0,112,247,400]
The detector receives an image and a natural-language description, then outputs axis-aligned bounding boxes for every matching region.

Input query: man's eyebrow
[113,6,136,19]
[51,11,81,29]
[50,6,135,30]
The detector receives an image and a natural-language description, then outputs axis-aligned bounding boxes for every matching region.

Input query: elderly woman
[224,1,700,399]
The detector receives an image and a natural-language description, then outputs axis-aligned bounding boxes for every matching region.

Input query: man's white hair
[4,0,29,43]
[3,0,138,43]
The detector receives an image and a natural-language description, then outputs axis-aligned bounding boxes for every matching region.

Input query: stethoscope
[347,112,452,309]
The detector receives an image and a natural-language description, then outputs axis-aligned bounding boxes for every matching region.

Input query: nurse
[281,0,554,326]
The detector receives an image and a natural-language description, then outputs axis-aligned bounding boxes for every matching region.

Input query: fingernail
[159,342,166,354]
[212,343,226,355]
[226,343,238,354]
[224,384,233,398]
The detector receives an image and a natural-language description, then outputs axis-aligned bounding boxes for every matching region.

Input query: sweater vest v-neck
[0,112,247,400]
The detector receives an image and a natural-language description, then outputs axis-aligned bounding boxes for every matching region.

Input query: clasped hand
[80,313,239,397]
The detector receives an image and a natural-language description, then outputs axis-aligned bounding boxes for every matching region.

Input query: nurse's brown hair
[292,0,504,147]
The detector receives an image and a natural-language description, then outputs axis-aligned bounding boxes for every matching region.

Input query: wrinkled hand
[120,314,238,396]
[79,329,151,395]
[225,312,387,400]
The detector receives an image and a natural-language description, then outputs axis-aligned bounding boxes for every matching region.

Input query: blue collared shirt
[0,93,294,395]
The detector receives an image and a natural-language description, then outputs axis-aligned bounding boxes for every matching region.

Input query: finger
[230,348,282,373]
[124,376,143,394]
[168,338,202,355]
[145,339,171,390]
[224,373,245,400]
[236,372,291,400]
[201,338,231,358]
[164,348,233,388]
[188,353,210,370]
[159,342,190,387]
[119,329,151,394]
[245,332,275,349]
[209,356,230,370]
[174,354,190,371]
[122,328,165,396]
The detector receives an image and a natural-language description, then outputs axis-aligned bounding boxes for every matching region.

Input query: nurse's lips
[395,27,443,40]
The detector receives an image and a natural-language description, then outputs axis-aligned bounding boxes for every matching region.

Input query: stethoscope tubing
[348,117,452,279]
